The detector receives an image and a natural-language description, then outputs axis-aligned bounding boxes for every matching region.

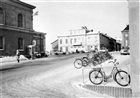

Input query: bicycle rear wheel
[74,59,83,69]
[89,69,103,85]
[115,70,131,86]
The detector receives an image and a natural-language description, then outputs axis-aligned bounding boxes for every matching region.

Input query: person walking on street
[16,50,20,63]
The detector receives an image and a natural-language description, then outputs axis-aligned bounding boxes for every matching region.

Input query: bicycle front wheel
[115,70,131,86]
[89,69,103,85]
[74,59,83,69]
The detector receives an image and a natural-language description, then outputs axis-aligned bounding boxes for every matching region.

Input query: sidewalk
[0,54,73,70]
[0,55,30,70]
[0,55,28,64]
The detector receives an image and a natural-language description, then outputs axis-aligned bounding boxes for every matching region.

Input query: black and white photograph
[0,0,140,98]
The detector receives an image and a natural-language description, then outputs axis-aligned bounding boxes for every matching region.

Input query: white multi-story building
[58,29,100,53]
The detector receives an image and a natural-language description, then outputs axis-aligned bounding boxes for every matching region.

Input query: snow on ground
[0,53,130,98]
[0,64,112,98]
[0,55,28,65]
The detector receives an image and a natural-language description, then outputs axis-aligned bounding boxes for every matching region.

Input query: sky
[21,0,129,51]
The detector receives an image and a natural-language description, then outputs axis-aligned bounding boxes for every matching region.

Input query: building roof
[99,33,116,41]
[11,0,36,9]
[122,25,129,31]
[51,39,58,44]
[34,31,47,35]
[58,32,99,38]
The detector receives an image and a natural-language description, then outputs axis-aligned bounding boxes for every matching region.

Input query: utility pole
[129,0,140,97]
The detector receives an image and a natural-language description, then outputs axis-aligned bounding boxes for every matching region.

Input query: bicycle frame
[99,60,120,80]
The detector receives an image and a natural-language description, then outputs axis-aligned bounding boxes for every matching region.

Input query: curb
[80,84,132,98]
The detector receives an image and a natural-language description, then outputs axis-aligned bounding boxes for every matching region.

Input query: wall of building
[99,33,116,51]
[33,34,45,53]
[58,29,117,53]
[51,40,58,52]
[0,0,33,30]
[0,29,33,56]
[100,33,110,50]
[121,31,129,48]
[58,32,101,53]
[0,0,46,56]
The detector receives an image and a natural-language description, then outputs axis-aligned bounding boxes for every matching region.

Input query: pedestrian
[16,50,20,63]
[95,47,98,53]
[76,49,79,53]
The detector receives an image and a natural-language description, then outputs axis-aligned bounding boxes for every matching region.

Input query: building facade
[51,39,58,52]
[116,40,121,51]
[0,0,46,56]
[121,25,129,49]
[99,33,117,51]
[58,29,117,53]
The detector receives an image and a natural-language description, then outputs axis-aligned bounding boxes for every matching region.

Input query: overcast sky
[21,0,128,50]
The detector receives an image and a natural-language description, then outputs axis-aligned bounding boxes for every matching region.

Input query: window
[66,47,68,52]
[60,39,62,44]
[0,8,4,25]
[60,47,62,52]
[70,39,72,44]
[66,39,68,44]
[74,38,76,43]
[36,39,39,45]
[18,38,24,50]
[18,13,23,27]
[0,36,4,50]
[125,34,128,37]
[125,40,128,46]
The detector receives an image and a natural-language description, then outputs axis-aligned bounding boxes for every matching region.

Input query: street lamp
[81,26,93,52]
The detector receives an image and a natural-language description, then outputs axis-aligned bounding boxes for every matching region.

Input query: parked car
[35,51,49,58]
[120,48,130,55]
[54,51,66,55]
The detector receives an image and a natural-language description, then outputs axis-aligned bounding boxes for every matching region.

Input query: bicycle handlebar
[109,59,119,66]
[109,59,117,64]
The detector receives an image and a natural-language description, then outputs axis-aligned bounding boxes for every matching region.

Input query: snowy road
[0,53,130,98]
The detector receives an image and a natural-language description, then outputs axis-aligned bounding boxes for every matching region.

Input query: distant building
[58,28,117,53]
[51,39,58,52]
[116,39,121,51]
[0,0,46,56]
[121,25,129,49]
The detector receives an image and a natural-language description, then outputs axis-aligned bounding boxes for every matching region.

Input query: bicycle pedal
[104,78,108,82]
[104,80,107,82]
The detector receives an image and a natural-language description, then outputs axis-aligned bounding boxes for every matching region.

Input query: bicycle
[74,51,113,69]
[89,59,131,86]
[82,51,113,66]
[73,58,83,69]
[74,52,98,69]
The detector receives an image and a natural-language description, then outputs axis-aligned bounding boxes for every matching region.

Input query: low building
[58,28,117,53]
[116,42,121,51]
[0,0,46,56]
[51,39,58,52]
[99,33,116,51]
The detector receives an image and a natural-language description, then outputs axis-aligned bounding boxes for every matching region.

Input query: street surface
[0,52,130,98]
